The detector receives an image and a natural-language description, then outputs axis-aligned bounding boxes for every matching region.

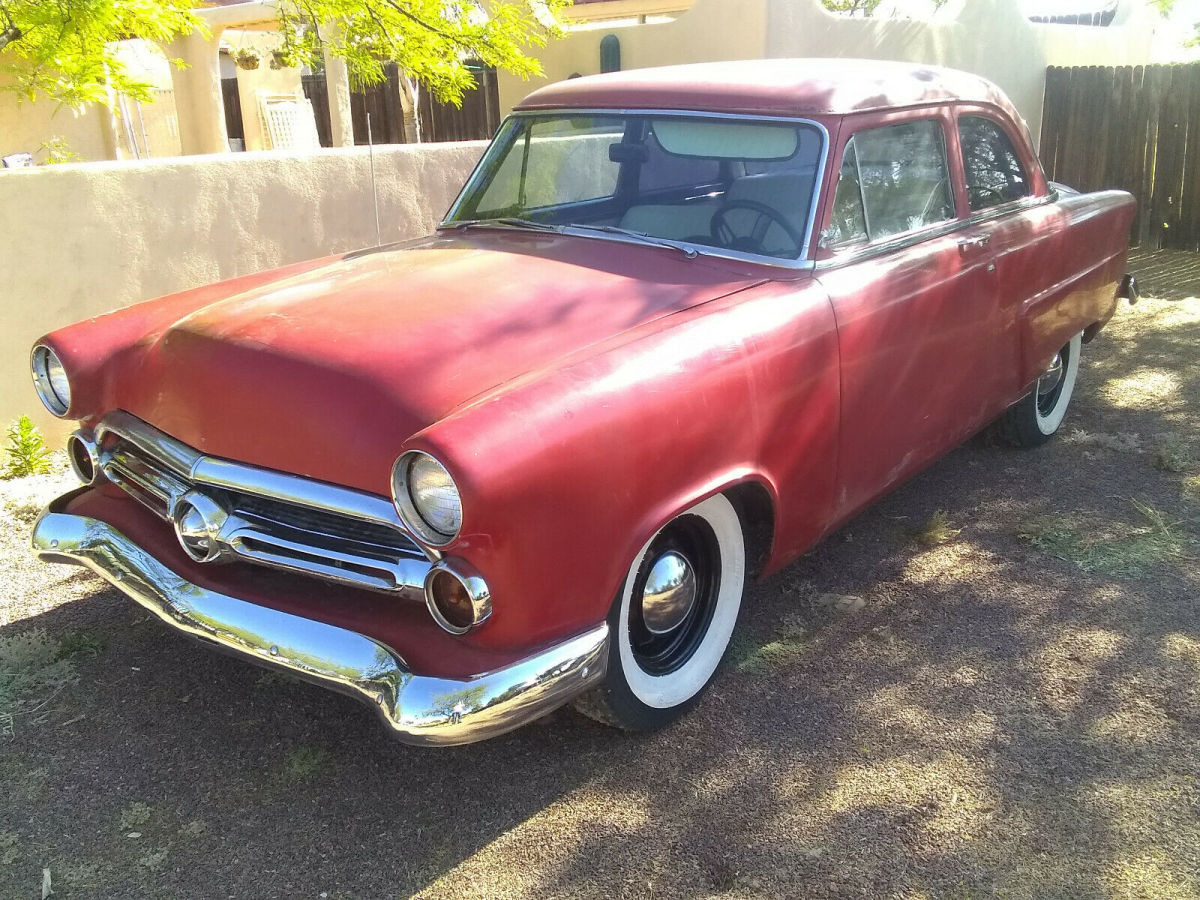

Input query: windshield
[444,113,825,261]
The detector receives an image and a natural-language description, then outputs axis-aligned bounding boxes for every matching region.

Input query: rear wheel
[576,494,746,731]
[995,332,1082,448]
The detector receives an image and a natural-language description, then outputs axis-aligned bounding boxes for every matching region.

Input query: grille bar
[90,412,431,596]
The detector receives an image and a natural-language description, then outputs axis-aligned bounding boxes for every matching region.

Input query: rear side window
[829,119,954,244]
[958,115,1031,211]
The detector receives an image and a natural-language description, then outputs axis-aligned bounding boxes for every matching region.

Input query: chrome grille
[91,412,431,596]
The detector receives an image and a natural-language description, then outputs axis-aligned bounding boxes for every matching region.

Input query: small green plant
[915,509,962,548]
[3,416,53,478]
[37,137,80,165]
[0,628,77,727]
[1017,499,1191,577]
[58,631,105,659]
[279,745,331,781]
[1153,435,1194,473]
[118,802,151,832]
[136,847,168,872]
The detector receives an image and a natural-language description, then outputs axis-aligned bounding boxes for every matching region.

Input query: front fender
[412,278,841,654]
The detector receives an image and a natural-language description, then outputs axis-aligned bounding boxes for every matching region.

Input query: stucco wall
[498,0,1159,142]
[0,141,486,435]
[0,74,116,163]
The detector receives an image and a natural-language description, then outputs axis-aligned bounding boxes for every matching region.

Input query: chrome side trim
[31,503,609,747]
[440,109,830,271]
[813,193,1057,271]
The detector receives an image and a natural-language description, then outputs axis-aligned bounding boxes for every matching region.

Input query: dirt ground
[1,290,1197,900]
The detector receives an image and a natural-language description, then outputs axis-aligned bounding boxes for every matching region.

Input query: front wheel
[994,332,1082,448]
[575,493,746,731]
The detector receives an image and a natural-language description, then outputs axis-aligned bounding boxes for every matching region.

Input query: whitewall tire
[576,493,746,730]
[996,332,1082,448]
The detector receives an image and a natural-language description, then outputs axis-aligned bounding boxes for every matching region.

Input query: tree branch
[0,24,20,52]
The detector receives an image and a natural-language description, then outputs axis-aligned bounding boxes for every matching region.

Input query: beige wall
[499,0,1159,143]
[0,73,116,163]
[0,141,486,436]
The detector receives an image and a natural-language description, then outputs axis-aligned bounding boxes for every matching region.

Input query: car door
[814,108,1013,520]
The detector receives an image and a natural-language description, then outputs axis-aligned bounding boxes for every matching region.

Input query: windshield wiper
[448,217,561,233]
[563,224,699,259]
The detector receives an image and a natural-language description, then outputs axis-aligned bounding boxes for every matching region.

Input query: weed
[136,847,168,873]
[58,631,104,659]
[915,510,962,548]
[1184,475,1200,502]
[0,629,77,726]
[3,416,52,479]
[1064,429,1144,454]
[1153,435,1194,473]
[180,820,207,838]
[118,802,151,832]
[280,745,331,781]
[735,616,810,675]
[0,830,18,866]
[1017,499,1191,577]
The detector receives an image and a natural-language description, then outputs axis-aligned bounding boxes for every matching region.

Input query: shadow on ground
[1,295,1198,899]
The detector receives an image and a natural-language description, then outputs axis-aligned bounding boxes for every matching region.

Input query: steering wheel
[710,199,804,255]
[968,184,1007,210]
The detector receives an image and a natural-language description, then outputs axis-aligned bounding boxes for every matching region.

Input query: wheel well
[724,481,775,580]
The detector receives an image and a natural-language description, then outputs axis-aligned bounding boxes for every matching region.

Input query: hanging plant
[235,48,261,70]
[269,50,287,70]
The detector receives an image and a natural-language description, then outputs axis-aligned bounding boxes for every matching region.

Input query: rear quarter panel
[1009,189,1136,386]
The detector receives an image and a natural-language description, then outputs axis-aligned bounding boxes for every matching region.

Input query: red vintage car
[30,60,1137,745]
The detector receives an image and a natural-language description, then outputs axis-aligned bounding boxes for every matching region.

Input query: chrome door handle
[957,234,991,253]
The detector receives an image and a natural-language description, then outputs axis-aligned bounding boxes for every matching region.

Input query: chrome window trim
[440,108,831,272]
[814,192,1056,271]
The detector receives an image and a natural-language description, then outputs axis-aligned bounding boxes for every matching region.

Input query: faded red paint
[35,62,1136,677]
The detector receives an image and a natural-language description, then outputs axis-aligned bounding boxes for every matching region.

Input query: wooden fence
[302,65,500,147]
[1040,64,1200,251]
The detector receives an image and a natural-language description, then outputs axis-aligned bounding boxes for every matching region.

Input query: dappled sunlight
[1105,850,1198,900]
[1100,366,1183,409]
[1028,628,1125,716]
[856,685,1000,746]
[1161,632,1200,675]
[898,540,1005,585]
[1087,688,1175,747]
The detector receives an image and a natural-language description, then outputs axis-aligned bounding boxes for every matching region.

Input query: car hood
[110,232,770,494]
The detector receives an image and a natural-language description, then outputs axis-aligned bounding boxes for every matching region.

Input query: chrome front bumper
[32,505,608,747]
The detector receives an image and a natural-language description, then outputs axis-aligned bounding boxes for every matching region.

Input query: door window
[827,119,954,245]
[958,115,1031,212]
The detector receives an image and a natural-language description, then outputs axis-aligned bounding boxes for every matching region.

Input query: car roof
[515,58,1019,121]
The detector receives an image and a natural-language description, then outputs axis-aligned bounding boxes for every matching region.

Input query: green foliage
[279,744,331,781]
[0,0,203,107]
[38,136,80,165]
[1017,499,1192,577]
[0,628,78,725]
[3,415,52,479]
[276,0,569,105]
[915,509,962,547]
[117,802,151,832]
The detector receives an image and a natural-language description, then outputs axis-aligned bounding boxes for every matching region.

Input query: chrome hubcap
[640,551,698,635]
[1038,351,1064,398]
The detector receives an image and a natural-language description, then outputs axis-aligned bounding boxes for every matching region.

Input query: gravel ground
[1,294,1197,899]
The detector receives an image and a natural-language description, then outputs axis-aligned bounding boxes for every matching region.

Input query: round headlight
[391,451,462,545]
[31,344,71,416]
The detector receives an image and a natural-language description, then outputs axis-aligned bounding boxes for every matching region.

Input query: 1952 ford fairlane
[29,59,1138,746]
